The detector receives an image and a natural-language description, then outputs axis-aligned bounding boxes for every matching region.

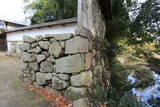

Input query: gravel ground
[0,55,53,107]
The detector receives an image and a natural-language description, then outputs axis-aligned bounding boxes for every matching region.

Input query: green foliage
[147,55,160,66]
[131,0,160,43]
[25,0,77,24]
[110,60,132,96]
[88,85,141,107]
[117,93,142,107]
[106,0,131,43]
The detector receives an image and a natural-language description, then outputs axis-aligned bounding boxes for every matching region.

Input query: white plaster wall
[7,25,20,30]
[7,23,77,41]
[6,23,77,51]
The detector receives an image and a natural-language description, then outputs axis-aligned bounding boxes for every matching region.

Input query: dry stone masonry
[20,32,95,104]
[20,28,110,107]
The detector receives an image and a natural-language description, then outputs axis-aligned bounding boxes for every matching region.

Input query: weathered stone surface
[45,34,74,40]
[21,43,30,51]
[39,41,50,50]
[58,74,70,81]
[36,73,47,85]
[59,41,65,48]
[55,54,85,74]
[23,36,36,43]
[37,55,46,63]
[31,42,38,48]
[65,36,89,54]
[40,61,54,73]
[42,51,49,57]
[52,73,58,77]
[22,52,36,62]
[65,86,87,100]
[85,53,92,70]
[30,71,36,83]
[71,71,93,86]
[25,70,36,83]
[29,62,39,71]
[77,0,106,39]
[45,73,52,80]
[52,77,69,90]
[34,46,42,53]
[73,98,89,107]
[49,41,63,58]
[47,56,55,64]
[36,35,43,41]
[21,62,28,70]
[75,27,92,39]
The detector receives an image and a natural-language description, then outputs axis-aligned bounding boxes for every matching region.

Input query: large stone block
[32,46,42,53]
[55,54,85,74]
[45,73,52,80]
[65,86,87,100]
[45,34,74,40]
[23,36,36,43]
[36,73,47,85]
[65,36,89,54]
[71,71,93,87]
[21,52,36,62]
[39,41,50,50]
[49,41,63,58]
[40,61,54,73]
[29,62,39,71]
[52,77,69,90]
[21,62,28,70]
[36,73,52,85]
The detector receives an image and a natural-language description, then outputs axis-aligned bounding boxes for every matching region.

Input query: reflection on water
[128,71,160,107]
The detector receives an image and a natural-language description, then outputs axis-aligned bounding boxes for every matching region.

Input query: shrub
[117,93,142,107]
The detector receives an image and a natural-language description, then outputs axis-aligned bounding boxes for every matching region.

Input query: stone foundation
[20,28,110,106]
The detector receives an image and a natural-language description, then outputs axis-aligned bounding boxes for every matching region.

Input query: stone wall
[20,27,111,106]
[20,31,98,105]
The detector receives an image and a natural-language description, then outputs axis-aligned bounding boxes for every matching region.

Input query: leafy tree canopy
[131,0,160,43]
[25,0,77,24]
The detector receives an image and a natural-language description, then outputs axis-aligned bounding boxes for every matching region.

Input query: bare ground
[0,56,53,107]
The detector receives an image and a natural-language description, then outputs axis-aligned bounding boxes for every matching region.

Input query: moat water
[128,71,160,107]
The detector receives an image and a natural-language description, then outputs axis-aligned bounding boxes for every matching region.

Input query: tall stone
[49,41,63,58]
[77,0,106,38]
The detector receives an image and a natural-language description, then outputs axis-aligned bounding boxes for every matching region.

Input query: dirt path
[0,56,53,107]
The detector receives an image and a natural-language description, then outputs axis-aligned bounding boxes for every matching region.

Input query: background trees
[131,0,160,43]
[25,0,77,24]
